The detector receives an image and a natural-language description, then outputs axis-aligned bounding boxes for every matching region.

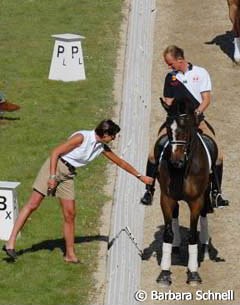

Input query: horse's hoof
[156,270,172,286]
[186,270,202,286]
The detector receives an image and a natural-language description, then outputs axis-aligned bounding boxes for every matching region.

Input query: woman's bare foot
[64,256,80,264]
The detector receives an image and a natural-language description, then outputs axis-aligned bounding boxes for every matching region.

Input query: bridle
[165,113,196,167]
[167,113,191,145]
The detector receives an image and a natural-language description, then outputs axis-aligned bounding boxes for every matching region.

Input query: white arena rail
[105,1,156,304]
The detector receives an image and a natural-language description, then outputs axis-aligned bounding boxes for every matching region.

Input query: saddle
[197,119,218,169]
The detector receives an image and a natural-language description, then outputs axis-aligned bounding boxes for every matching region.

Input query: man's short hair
[163,45,185,60]
[95,119,120,137]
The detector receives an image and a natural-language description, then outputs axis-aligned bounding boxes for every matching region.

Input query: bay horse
[227,0,240,61]
[155,97,213,286]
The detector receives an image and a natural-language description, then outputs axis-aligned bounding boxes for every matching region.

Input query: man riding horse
[227,0,240,62]
[141,45,229,208]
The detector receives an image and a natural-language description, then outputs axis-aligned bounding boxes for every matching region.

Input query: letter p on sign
[48,33,86,82]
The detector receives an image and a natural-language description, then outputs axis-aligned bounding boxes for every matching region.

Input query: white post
[0,181,20,240]
[48,33,86,82]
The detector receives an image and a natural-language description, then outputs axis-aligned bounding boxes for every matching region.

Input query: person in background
[0,92,20,112]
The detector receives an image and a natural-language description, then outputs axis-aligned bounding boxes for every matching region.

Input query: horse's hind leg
[172,203,181,249]
[199,189,211,260]
[199,216,210,260]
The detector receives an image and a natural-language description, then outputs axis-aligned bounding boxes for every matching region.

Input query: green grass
[0,1,123,304]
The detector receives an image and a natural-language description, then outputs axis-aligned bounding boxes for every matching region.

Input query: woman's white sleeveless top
[61,130,104,168]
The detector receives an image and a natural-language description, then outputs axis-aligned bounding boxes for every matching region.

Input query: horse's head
[164,97,197,169]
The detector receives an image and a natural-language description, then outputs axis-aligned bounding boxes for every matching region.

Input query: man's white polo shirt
[175,65,212,103]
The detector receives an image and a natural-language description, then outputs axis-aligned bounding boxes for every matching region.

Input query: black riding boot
[211,163,229,208]
[140,160,157,205]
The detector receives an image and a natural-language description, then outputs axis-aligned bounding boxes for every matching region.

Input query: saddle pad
[197,133,212,172]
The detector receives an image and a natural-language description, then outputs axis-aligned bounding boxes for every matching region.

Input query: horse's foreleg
[188,244,198,272]
[188,215,199,273]
[199,216,209,245]
[157,195,176,286]
[161,240,172,271]
[161,221,173,270]
[187,242,202,285]
[158,226,173,286]
[186,200,203,285]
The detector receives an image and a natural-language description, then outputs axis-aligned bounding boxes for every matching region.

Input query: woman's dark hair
[95,119,120,137]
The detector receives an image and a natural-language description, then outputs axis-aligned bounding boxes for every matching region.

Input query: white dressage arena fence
[105,1,156,304]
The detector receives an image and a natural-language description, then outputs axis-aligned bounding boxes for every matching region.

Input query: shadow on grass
[142,225,225,267]
[0,115,20,121]
[2,235,108,263]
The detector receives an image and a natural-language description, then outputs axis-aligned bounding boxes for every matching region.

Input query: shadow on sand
[205,31,235,62]
[142,225,225,269]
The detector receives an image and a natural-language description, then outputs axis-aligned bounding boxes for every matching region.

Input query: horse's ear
[159,97,170,113]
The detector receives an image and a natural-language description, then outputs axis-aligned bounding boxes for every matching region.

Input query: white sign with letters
[48,33,86,82]
[0,181,20,241]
